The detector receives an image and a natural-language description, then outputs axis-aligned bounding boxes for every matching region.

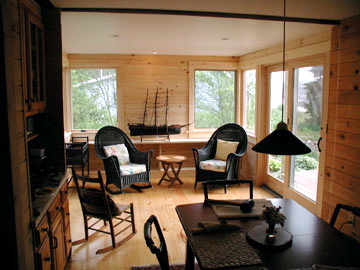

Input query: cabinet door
[37,236,52,270]
[52,214,66,270]
[62,198,72,257]
[23,10,46,116]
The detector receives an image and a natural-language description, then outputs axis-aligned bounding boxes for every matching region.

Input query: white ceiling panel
[57,0,360,56]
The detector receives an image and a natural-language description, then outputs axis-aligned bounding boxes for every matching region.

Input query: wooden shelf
[27,133,40,142]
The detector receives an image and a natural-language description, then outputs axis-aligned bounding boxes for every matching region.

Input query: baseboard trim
[260,184,282,198]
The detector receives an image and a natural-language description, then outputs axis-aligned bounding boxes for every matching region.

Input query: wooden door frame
[260,54,329,216]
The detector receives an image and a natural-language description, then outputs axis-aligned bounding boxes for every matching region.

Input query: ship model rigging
[128,88,188,141]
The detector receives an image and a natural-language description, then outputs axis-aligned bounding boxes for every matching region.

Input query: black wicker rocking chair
[192,123,248,190]
[95,126,153,194]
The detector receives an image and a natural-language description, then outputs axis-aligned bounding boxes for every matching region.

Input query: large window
[243,69,256,134]
[194,70,236,128]
[71,68,117,130]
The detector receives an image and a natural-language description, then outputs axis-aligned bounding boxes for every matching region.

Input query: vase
[266,223,277,240]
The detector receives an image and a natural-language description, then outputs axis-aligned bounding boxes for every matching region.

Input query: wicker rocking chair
[95,126,153,194]
[192,123,248,190]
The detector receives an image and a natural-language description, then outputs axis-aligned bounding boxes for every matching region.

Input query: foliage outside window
[71,68,117,130]
[291,66,323,181]
[243,69,256,134]
[194,70,235,129]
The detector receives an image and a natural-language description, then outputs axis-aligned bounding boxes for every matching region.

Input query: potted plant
[261,205,286,238]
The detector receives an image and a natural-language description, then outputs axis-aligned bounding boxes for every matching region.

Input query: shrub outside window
[71,68,117,130]
[194,70,236,129]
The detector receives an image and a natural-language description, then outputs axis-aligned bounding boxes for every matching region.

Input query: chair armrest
[192,145,212,163]
[102,155,121,179]
[129,148,153,166]
[226,152,245,164]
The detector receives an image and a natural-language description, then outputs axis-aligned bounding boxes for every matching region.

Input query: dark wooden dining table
[175,198,360,270]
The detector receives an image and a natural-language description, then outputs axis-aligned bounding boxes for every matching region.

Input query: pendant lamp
[252,0,311,155]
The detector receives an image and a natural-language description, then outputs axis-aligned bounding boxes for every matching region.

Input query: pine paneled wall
[67,54,239,138]
[324,14,360,241]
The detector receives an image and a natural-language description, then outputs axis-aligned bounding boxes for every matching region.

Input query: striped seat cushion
[120,163,147,176]
[199,159,226,173]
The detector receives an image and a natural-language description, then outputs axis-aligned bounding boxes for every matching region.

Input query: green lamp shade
[252,122,311,155]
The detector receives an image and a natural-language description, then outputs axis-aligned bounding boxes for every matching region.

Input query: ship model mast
[128,88,189,141]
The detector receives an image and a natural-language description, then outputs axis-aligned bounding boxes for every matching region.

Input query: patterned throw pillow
[103,144,130,165]
[214,139,239,161]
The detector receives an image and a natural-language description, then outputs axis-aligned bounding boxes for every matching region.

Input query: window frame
[188,62,240,138]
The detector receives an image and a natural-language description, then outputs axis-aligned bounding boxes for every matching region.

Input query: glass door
[289,66,324,201]
[263,59,327,215]
[267,70,287,183]
[263,65,288,195]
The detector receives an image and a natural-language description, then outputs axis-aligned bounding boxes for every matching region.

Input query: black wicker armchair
[192,123,248,189]
[95,126,153,194]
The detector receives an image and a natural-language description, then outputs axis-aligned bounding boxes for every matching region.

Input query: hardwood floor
[65,170,274,270]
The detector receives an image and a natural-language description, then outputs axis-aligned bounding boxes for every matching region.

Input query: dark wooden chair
[72,167,136,254]
[144,215,169,270]
[192,123,248,190]
[329,203,360,230]
[95,126,153,194]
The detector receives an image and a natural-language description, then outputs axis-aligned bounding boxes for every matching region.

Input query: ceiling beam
[59,8,340,25]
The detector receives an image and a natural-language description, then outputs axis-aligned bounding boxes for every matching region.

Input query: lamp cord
[281,0,286,123]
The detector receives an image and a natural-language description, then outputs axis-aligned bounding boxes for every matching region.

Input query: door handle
[317,137,323,152]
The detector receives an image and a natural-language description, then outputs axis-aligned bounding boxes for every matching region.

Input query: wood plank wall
[323,14,360,241]
[1,0,34,268]
[67,54,239,138]
[67,55,247,177]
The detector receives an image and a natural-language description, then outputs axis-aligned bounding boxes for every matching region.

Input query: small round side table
[156,155,187,186]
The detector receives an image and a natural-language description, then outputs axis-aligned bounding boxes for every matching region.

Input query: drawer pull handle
[52,236,58,249]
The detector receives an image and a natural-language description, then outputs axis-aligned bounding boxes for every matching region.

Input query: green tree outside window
[194,70,235,128]
[71,69,117,129]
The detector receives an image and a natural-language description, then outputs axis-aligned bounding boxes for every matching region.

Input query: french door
[263,56,328,215]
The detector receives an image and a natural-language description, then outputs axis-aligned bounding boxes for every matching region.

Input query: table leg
[158,162,171,185]
[158,161,184,185]
[169,162,184,184]
[185,240,195,270]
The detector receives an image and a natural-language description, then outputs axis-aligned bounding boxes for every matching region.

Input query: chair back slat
[144,215,169,270]
[72,167,113,219]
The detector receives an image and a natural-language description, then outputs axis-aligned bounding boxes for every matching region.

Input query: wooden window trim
[188,61,239,138]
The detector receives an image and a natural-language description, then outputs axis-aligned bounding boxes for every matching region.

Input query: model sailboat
[128,88,187,138]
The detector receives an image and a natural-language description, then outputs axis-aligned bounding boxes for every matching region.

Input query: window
[243,69,256,134]
[71,68,117,130]
[194,70,236,128]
